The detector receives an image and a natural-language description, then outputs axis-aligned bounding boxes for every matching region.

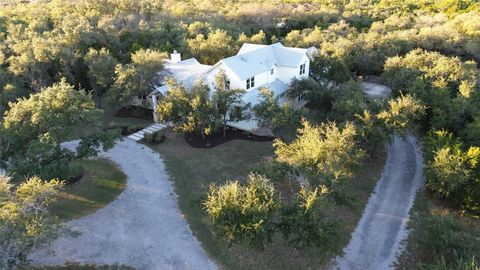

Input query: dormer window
[300,63,306,75]
[246,76,255,89]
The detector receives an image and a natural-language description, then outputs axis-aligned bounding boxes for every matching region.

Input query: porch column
[151,94,159,123]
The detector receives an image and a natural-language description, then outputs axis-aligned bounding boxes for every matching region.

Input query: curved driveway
[30,139,217,270]
[333,135,424,270]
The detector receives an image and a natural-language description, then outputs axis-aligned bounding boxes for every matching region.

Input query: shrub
[204,173,279,249]
[144,130,166,144]
[279,186,342,253]
[421,256,479,270]
[252,160,290,183]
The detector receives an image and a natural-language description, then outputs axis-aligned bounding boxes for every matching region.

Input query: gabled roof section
[221,43,311,81]
[221,46,277,81]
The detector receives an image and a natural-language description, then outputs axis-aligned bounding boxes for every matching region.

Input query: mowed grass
[49,159,127,220]
[150,129,387,270]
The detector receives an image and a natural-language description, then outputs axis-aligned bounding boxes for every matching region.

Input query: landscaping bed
[184,128,273,148]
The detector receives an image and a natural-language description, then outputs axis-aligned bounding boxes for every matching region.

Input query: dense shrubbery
[423,130,480,214]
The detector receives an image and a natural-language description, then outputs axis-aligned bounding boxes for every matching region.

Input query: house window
[246,76,255,89]
[270,68,274,75]
[225,79,230,90]
[297,92,305,102]
[299,63,306,75]
[278,91,285,99]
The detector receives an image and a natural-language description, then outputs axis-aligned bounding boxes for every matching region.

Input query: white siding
[205,64,243,91]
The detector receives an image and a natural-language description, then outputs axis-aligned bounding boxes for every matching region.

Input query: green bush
[252,160,290,183]
[204,173,279,249]
[422,256,479,270]
[144,130,166,144]
[418,214,466,256]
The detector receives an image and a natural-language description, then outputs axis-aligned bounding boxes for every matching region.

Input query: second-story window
[246,76,255,89]
[299,63,306,75]
[225,79,230,90]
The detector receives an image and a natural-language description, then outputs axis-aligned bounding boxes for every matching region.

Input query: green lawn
[49,159,127,220]
[149,129,386,270]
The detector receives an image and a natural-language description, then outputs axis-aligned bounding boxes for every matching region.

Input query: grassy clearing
[149,129,386,270]
[49,159,127,220]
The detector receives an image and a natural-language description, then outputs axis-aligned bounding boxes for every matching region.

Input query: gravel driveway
[30,139,217,270]
[333,135,424,270]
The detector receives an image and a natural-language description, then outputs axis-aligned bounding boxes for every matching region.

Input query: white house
[148,43,318,134]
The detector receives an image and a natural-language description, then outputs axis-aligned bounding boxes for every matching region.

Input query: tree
[355,110,389,156]
[238,30,267,45]
[287,78,334,108]
[109,49,166,106]
[274,119,364,187]
[280,186,341,252]
[310,54,352,83]
[156,80,218,138]
[204,173,279,249]
[426,146,470,198]
[212,71,246,137]
[329,81,369,123]
[187,29,236,64]
[377,94,426,134]
[1,79,114,180]
[183,83,218,138]
[382,49,478,131]
[155,79,191,124]
[253,88,303,137]
[84,48,118,100]
[0,175,63,269]
[2,79,99,148]
[423,130,480,214]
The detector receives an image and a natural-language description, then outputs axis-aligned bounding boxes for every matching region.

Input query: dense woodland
[0,0,479,269]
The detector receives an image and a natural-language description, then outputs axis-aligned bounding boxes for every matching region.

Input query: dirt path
[30,139,217,270]
[333,135,424,270]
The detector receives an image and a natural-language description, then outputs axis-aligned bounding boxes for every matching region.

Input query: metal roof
[240,79,288,106]
[159,58,212,89]
[221,43,310,81]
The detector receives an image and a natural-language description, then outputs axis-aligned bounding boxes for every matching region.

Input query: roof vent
[240,56,247,62]
[171,50,181,63]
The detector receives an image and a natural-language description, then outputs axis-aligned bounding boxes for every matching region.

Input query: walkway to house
[30,139,217,270]
[127,123,167,141]
[333,135,424,270]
